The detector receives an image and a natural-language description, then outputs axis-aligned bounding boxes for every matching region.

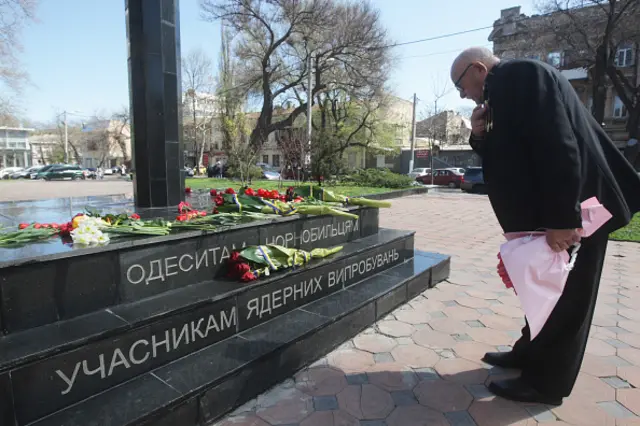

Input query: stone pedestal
[126,0,184,207]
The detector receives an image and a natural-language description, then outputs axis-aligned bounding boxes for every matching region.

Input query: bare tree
[182,48,214,173]
[535,0,640,131]
[416,78,453,184]
[111,107,131,165]
[201,0,393,149]
[0,0,37,116]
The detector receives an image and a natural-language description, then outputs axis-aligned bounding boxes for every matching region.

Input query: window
[262,155,269,164]
[613,96,627,118]
[348,152,357,167]
[547,51,563,68]
[272,154,280,167]
[616,43,635,67]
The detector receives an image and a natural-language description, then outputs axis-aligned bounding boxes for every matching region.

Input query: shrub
[226,165,263,181]
[342,168,414,189]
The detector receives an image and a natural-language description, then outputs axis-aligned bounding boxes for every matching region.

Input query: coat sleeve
[524,67,583,230]
[469,134,486,158]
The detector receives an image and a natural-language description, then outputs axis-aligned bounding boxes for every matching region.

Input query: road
[0,178,134,202]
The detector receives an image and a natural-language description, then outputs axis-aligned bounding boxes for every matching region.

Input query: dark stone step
[25,252,449,426]
[0,207,378,334]
[0,230,418,426]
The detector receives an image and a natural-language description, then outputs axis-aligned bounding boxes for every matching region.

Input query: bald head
[450,47,500,104]
[450,47,500,80]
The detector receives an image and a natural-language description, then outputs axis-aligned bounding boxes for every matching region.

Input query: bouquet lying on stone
[226,244,343,282]
[292,186,392,209]
[214,189,359,220]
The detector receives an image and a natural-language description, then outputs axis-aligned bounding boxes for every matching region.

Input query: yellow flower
[72,215,87,229]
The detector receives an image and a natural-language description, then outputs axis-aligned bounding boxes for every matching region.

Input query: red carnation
[214,196,225,206]
[210,189,218,196]
[244,188,256,196]
[225,187,235,194]
[18,223,28,230]
[185,187,192,194]
[212,208,219,214]
[178,201,192,213]
[240,271,257,282]
[227,262,250,279]
[229,251,241,262]
[130,213,141,220]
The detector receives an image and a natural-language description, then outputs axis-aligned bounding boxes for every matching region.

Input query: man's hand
[471,104,486,138]
[546,229,582,252]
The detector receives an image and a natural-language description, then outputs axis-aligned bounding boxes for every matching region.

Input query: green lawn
[185,178,405,197]
[610,213,640,242]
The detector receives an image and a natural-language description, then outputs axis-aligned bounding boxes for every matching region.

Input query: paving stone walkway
[215,192,640,426]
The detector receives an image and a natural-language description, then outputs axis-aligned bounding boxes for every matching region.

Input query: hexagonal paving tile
[619,320,640,334]
[299,410,360,426]
[428,317,471,334]
[456,296,491,309]
[386,405,449,426]
[409,297,446,312]
[336,383,395,420]
[466,289,500,300]
[618,366,640,388]
[394,308,432,325]
[619,348,640,366]
[353,334,397,353]
[377,320,415,337]
[478,314,521,331]
[580,354,619,377]
[365,362,419,392]
[453,341,497,363]
[391,344,440,368]
[552,399,617,426]
[498,295,520,306]
[328,349,375,373]
[467,327,512,346]
[469,398,538,426]
[435,358,489,385]
[618,388,640,416]
[489,304,523,318]
[256,388,314,425]
[443,306,481,321]
[570,373,616,403]
[295,366,348,397]
[618,333,640,349]
[413,379,473,412]
[586,338,617,357]
[215,415,271,426]
[412,328,457,350]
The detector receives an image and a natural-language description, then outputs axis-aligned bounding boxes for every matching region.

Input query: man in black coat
[450,47,640,405]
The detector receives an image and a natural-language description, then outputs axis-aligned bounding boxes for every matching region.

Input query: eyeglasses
[454,63,474,91]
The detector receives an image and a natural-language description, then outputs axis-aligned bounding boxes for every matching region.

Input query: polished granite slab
[22,253,444,426]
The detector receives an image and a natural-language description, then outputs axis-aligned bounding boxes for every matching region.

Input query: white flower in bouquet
[71,217,110,246]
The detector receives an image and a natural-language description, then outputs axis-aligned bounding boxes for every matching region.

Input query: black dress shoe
[482,351,522,369]
[488,378,563,406]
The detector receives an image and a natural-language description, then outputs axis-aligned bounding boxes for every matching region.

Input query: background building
[0,127,34,168]
[489,5,639,151]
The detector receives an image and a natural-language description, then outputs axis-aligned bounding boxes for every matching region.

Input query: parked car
[10,166,42,179]
[103,167,114,175]
[408,167,430,179]
[83,168,97,179]
[261,165,281,181]
[416,168,464,188]
[38,164,86,181]
[0,167,24,179]
[31,164,61,179]
[460,167,486,193]
[447,167,466,174]
[183,166,194,177]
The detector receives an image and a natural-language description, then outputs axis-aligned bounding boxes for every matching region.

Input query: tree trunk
[591,44,608,124]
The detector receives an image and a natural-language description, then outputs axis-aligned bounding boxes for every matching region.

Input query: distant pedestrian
[97,167,104,180]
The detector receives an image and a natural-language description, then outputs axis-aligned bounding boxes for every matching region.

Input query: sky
[17,0,535,125]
